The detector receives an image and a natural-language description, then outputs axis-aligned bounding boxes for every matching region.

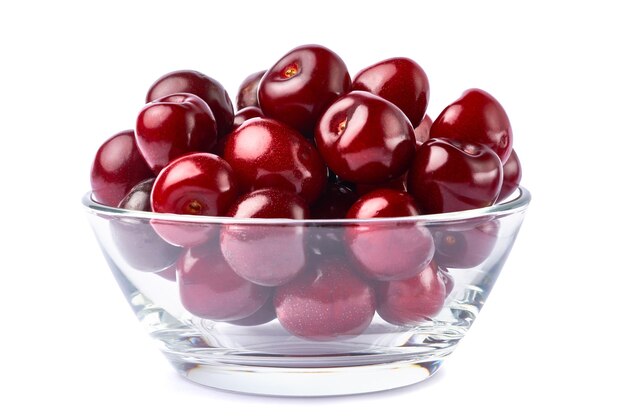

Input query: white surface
[1,1,624,416]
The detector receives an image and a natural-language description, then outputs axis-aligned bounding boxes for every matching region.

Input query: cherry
[135,93,217,174]
[177,242,271,321]
[430,88,513,162]
[432,219,499,269]
[258,44,351,136]
[310,181,358,220]
[223,118,327,203]
[90,130,153,206]
[151,152,239,247]
[110,178,181,272]
[232,106,264,130]
[497,148,522,202]
[354,174,407,197]
[227,294,277,326]
[146,70,234,137]
[352,57,429,128]
[315,91,416,184]
[345,189,434,282]
[407,138,503,214]
[374,261,446,326]
[220,188,309,287]
[236,70,265,110]
[414,114,432,146]
[274,258,376,340]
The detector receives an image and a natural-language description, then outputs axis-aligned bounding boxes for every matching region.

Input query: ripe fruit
[177,242,271,321]
[315,91,416,184]
[345,189,434,281]
[432,219,499,269]
[151,152,238,247]
[146,70,234,137]
[407,138,503,214]
[274,258,376,340]
[352,57,429,128]
[236,70,265,110]
[258,44,351,136]
[90,130,153,206]
[135,93,217,174]
[430,88,513,162]
[232,106,264,130]
[374,261,446,326]
[220,188,309,286]
[414,114,432,146]
[497,149,522,202]
[224,118,327,203]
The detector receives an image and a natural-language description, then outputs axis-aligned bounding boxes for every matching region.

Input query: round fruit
[497,148,522,202]
[236,70,265,110]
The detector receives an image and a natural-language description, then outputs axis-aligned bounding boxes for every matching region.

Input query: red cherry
[433,219,499,269]
[430,88,513,162]
[227,294,277,326]
[146,70,234,137]
[258,44,351,136]
[177,242,271,321]
[352,57,429,128]
[220,188,309,287]
[90,130,152,207]
[232,106,264,130]
[223,118,328,203]
[354,174,407,197]
[414,114,432,146]
[274,258,376,340]
[315,91,416,184]
[407,138,503,214]
[236,70,265,110]
[136,93,217,174]
[151,153,239,247]
[310,181,358,220]
[374,261,446,326]
[497,149,522,202]
[345,189,434,281]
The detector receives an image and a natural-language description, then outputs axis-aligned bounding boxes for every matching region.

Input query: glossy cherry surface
[90,130,153,206]
[232,106,264,130]
[345,189,434,281]
[224,118,327,203]
[136,93,217,174]
[352,57,429,128]
[315,91,416,184]
[258,44,351,136]
[220,188,309,287]
[430,88,513,162]
[433,219,499,269]
[177,242,271,321]
[374,261,446,326]
[497,149,522,202]
[274,258,376,340]
[146,70,234,137]
[236,70,265,110]
[407,138,503,214]
[151,153,239,247]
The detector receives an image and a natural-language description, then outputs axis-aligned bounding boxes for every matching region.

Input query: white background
[1,1,624,416]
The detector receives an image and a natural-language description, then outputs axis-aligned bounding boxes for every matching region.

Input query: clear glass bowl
[83,187,530,396]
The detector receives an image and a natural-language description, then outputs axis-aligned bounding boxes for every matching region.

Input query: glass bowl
[83,187,530,396]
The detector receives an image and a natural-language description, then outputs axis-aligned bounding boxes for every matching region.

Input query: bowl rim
[82,186,531,226]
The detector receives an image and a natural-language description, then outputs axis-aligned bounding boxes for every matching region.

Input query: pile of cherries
[91,44,521,340]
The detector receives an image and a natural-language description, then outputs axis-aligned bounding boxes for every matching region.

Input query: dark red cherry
[177,242,271,321]
[345,189,434,281]
[151,153,239,247]
[136,93,217,174]
[236,70,265,110]
[414,114,432,146]
[274,258,376,340]
[352,57,429,128]
[146,70,234,137]
[355,174,407,197]
[90,130,152,207]
[315,91,416,184]
[497,149,522,202]
[430,88,513,162]
[223,118,327,203]
[374,261,446,326]
[232,106,264,130]
[227,293,277,326]
[258,44,351,136]
[433,219,499,269]
[220,188,309,287]
[310,181,358,220]
[110,179,181,272]
[407,138,503,214]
